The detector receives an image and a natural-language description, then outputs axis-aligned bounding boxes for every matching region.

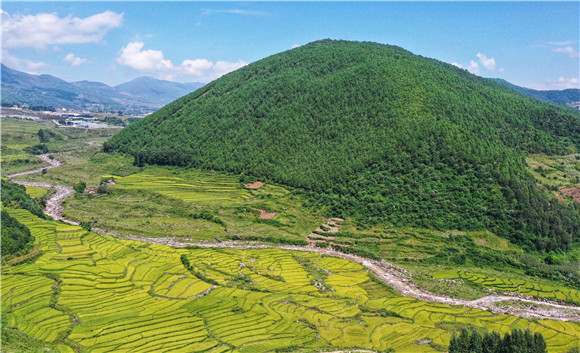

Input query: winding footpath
[7,154,77,224]
[7,155,580,322]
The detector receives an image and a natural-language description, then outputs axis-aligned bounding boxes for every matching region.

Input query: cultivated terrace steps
[307,218,345,248]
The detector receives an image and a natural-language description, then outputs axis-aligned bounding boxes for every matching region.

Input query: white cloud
[64,53,87,66]
[454,53,504,74]
[467,60,479,74]
[476,53,497,71]
[1,50,46,73]
[117,41,172,71]
[2,10,123,49]
[552,46,580,58]
[528,77,580,90]
[116,41,247,83]
[292,44,300,49]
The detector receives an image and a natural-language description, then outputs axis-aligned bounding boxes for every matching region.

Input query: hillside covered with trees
[1,210,34,262]
[1,180,42,261]
[105,40,580,253]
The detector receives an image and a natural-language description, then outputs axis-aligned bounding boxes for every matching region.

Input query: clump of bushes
[73,181,87,195]
[189,211,226,227]
[449,327,546,353]
[23,144,49,155]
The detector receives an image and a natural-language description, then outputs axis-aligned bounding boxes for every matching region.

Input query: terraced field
[63,166,322,243]
[433,270,580,305]
[3,207,579,353]
[109,168,253,206]
[24,185,51,199]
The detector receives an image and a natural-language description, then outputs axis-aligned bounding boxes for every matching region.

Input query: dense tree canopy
[1,210,34,260]
[105,40,580,252]
[1,179,46,219]
[1,180,44,261]
[449,327,546,353]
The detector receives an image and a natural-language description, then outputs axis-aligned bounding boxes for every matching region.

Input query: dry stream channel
[8,154,580,322]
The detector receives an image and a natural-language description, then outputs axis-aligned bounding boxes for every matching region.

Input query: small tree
[469,329,483,353]
[458,327,471,352]
[80,221,91,231]
[38,129,48,143]
[73,181,86,194]
[533,332,547,353]
[449,333,460,353]
[96,183,109,194]
[482,331,501,353]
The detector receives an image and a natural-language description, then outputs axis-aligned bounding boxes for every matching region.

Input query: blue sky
[2,2,579,90]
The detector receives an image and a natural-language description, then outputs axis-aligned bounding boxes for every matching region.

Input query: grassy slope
[527,153,580,200]
[1,117,50,176]
[1,116,124,179]
[62,166,323,242]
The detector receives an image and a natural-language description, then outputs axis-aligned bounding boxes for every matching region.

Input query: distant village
[0,102,149,128]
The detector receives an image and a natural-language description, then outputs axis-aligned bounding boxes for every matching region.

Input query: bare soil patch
[6,244,40,265]
[561,187,580,203]
[253,208,277,219]
[245,181,265,189]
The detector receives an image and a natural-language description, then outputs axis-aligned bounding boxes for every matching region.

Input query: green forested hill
[105,40,580,252]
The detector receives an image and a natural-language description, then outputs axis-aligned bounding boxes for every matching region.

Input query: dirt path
[8,154,580,322]
[7,154,77,224]
[6,244,41,265]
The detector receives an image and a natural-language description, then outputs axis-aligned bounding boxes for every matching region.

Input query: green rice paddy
[25,185,51,199]
[110,168,253,206]
[2,207,579,353]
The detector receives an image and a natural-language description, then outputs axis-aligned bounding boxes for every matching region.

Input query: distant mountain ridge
[115,77,204,106]
[490,78,580,106]
[0,64,204,112]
